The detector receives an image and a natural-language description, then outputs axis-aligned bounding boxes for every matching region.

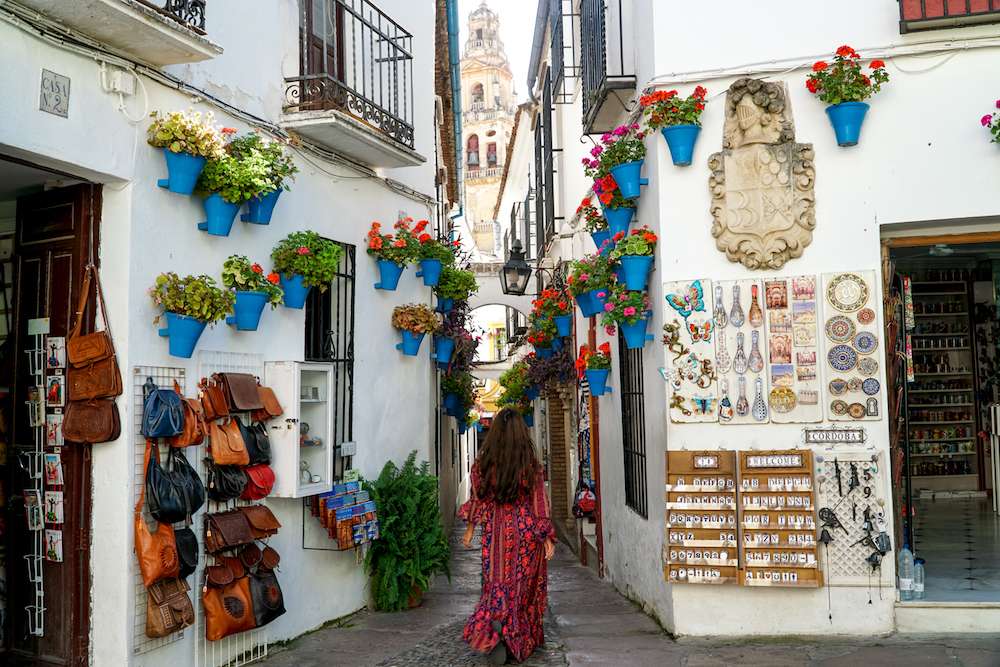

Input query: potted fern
[151,273,234,358]
[147,109,225,195]
[364,452,450,611]
[271,231,344,308]
[220,255,283,331]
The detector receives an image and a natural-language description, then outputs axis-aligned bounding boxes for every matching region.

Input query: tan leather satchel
[251,385,283,422]
[135,441,180,588]
[199,377,229,421]
[202,566,256,641]
[169,380,206,448]
[209,418,249,466]
[204,509,254,554]
[66,264,122,399]
[63,398,120,444]
[241,504,281,540]
[215,373,264,412]
[145,577,194,638]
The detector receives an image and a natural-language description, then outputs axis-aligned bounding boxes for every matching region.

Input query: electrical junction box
[110,70,136,95]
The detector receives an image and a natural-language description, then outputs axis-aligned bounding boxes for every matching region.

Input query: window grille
[618,334,648,518]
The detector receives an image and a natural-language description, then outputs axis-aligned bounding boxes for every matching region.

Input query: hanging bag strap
[70,264,116,352]
[135,438,153,518]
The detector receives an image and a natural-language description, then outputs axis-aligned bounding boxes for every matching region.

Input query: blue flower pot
[591,288,609,312]
[621,314,654,350]
[157,148,206,195]
[826,102,869,147]
[619,255,654,291]
[475,422,484,433]
[614,263,626,285]
[458,421,468,435]
[241,189,281,224]
[575,291,598,318]
[280,273,311,309]
[226,290,268,331]
[534,344,554,359]
[554,314,572,337]
[396,330,425,356]
[523,412,534,428]
[436,297,455,314]
[552,336,563,352]
[197,193,241,236]
[525,385,541,401]
[443,392,460,416]
[433,336,455,366]
[416,259,443,287]
[609,160,647,199]
[603,206,635,238]
[585,368,612,396]
[660,124,701,166]
[374,260,404,290]
[158,312,208,359]
[591,229,611,255]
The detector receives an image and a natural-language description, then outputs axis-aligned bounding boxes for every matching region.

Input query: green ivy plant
[434,267,479,301]
[441,370,475,409]
[220,255,284,307]
[271,231,344,290]
[363,452,450,612]
[417,237,457,264]
[197,146,271,204]
[227,133,298,192]
[146,109,225,158]
[149,272,234,324]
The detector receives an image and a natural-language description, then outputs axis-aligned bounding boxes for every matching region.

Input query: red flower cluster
[266,272,280,285]
[532,287,571,318]
[639,89,678,108]
[836,44,860,59]
[806,45,889,103]
[640,86,708,131]
[575,343,612,376]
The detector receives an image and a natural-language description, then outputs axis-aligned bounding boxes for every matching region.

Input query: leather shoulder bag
[199,377,229,422]
[215,372,264,412]
[142,377,184,438]
[249,422,271,465]
[145,440,188,525]
[251,385,283,422]
[145,577,194,639]
[167,447,205,518]
[170,381,206,447]
[63,398,120,444]
[135,442,180,588]
[209,418,249,466]
[204,509,254,553]
[249,570,286,628]
[174,526,199,580]
[202,567,256,640]
[241,505,281,540]
[240,465,275,501]
[206,460,248,502]
[66,264,123,400]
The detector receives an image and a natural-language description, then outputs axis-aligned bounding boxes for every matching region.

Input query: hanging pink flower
[605,325,617,336]
[604,302,614,312]
[590,145,604,157]
[623,306,637,317]
[982,114,993,127]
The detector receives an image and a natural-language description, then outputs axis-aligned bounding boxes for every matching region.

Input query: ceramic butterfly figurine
[666,280,705,321]
[688,318,713,344]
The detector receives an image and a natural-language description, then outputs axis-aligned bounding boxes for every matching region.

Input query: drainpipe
[446,0,463,232]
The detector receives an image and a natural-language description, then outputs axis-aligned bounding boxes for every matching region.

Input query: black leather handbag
[249,570,286,628]
[174,527,199,580]
[145,440,187,524]
[205,460,248,502]
[238,419,271,465]
[168,448,205,517]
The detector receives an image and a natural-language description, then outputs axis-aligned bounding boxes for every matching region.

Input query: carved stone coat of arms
[709,78,816,270]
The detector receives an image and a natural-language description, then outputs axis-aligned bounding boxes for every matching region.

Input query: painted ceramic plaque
[761,274,822,423]
[714,279,769,424]
[663,279,720,423]
[822,270,881,421]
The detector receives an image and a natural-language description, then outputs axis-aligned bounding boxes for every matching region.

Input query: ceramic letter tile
[663,279,719,423]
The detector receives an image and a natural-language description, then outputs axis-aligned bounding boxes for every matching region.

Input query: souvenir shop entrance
[0,155,99,665]
[884,231,1000,606]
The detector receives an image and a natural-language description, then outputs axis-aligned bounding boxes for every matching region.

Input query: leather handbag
[249,570,286,628]
[209,418,249,466]
[174,527,199,580]
[66,264,123,399]
[167,447,205,518]
[170,381,206,447]
[238,420,270,465]
[199,377,229,421]
[63,398,120,444]
[206,461,247,502]
[142,377,184,438]
[204,509,254,553]
[251,385,283,423]
[215,373,264,412]
[144,440,187,525]
[145,577,194,638]
[135,444,180,588]
[241,505,281,540]
[240,465,275,501]
[259,545,280,573]
[202,569,256,640]
[238,543,262,570]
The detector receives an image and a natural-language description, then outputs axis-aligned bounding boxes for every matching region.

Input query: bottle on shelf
[913,558,925,600]
[898,543,914,601]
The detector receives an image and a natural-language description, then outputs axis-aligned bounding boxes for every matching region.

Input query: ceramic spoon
[748,330,764,373]
[733,332,748,375]
[752,378,768,422]
[714,284,727,328]
[735,376,750,417]
[716,333,732,374]
[748,284,763,329]
[719,379,734,422]
[729,284,745,328]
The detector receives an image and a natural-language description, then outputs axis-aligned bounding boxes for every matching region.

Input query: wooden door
[5,183,99,665]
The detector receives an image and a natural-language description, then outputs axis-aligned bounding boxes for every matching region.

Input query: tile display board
[739,449,822,588]
[761,275,823,423]
[663,279,720,423]
[713,279,770,424]
[663,451,740,584]
[821,271,882,421]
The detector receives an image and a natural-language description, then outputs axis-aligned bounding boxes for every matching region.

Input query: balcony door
[302,0,346,84]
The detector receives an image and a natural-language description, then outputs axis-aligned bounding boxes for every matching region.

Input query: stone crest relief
[709,79,816,270]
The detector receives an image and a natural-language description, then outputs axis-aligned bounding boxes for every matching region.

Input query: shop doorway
[0,156,99,665]
[884,231,1000,603]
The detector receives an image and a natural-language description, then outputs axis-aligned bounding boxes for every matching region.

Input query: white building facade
[494,0,1000,638]
[0,0,461,664]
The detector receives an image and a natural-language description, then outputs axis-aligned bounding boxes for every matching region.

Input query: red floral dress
[459,465,554,663]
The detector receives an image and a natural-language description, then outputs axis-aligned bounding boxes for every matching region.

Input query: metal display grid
[23,332,47,638]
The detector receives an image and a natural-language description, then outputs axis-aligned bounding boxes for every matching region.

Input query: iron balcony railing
[284,0,415,148]
[580,0,635,133]
[550,0,579,104]
[139,0,206,32]
[899,0,1000,32]
[467,166,504,179]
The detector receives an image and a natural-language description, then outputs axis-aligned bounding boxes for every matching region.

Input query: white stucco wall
[0,0,441,661]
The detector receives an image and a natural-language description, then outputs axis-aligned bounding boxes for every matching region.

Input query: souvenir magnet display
[663,279,719,423]
[762,275,822,423]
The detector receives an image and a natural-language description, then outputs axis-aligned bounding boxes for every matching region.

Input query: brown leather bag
[202,568,256,640]
[241,505,281,540]
[204,509,254,553]
[145,577,194,638]
[66,264,122,399]
[251,385,283,422]
[209,418,249,466]
[63,398,120,444]
[170,381,206,448]
[215,373,264,412]
[199,377,229,421]
[135,441,180,587]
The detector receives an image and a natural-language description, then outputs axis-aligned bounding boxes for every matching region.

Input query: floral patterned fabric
[459,465,554,663]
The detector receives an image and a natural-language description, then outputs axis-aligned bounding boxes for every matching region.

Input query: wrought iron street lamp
[500,240,532,295]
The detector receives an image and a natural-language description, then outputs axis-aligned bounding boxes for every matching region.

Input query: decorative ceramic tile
[714,279,769,425]
[663,279,719,423]
[761,275,822,423]
[822,270,881,421]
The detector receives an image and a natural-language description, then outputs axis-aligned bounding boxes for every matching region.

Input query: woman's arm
[530,468,556,558]
[458,465,484,548]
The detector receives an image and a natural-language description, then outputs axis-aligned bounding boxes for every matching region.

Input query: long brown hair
[474,408,540,504]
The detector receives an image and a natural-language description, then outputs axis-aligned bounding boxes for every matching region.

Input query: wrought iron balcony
[146,0,205,32]
[283,0,421,167]
[899,0,1000,32]
[550,0,579,104]
[580,0,636,134]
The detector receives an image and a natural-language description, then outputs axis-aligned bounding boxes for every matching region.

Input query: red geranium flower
[251,263,263,274]
[806,79,820,94]
[870,59,885,69]
[296,246,310,255]
[812,61,828,72]
[418,233,432,243]
[267,272,280,285]
[836,45,856,58]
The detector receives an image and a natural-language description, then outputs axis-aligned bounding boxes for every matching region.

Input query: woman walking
[460,408,556,665]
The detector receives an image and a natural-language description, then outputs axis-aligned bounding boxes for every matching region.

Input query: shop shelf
[908,438,975,443]
[908,389,973,394]
[911,333,969,337]
[908,421,975,425]
[912,347,970,352]
[914,312,968,317]
[914,372,973,376]
[911,473,977,479]
[909,453,974,458]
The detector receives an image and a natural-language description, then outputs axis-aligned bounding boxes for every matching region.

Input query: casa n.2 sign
[39,69,70,118]
[803,426,866,445]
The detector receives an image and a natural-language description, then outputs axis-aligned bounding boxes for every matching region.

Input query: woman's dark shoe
[488,621,508,665]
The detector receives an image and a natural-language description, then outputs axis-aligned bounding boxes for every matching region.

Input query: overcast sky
[458,0,537,102]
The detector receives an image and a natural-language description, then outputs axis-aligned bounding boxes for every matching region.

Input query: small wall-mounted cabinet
[265,361,334,498]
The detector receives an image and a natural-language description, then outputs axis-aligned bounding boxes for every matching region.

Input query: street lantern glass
[500,241,532,295]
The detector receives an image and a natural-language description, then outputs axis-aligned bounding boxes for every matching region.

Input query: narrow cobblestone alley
[258,531,1000,667]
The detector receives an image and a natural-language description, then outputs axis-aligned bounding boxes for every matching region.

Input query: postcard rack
[23,326,46,636]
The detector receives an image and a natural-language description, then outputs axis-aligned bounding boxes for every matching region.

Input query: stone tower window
[467,134,480,167]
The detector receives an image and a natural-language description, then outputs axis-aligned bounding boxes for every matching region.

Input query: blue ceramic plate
[827,344,857,372]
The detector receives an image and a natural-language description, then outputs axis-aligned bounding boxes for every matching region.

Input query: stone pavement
[259,530,1000,666]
